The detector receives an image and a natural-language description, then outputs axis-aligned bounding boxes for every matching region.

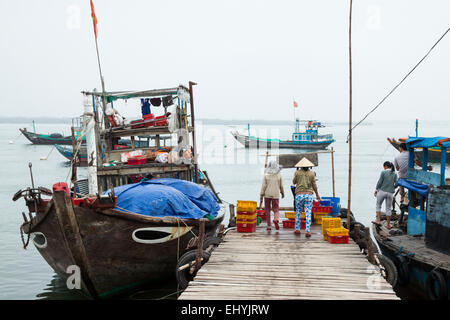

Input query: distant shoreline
[0,116,369,126]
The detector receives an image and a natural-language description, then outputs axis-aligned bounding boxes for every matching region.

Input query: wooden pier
[178,224,399,300]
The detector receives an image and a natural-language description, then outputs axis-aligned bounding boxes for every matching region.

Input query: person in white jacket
[260,161,285,230]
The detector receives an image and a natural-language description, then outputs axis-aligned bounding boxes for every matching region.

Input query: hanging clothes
[150,98,162,106]
[141,98,151,116]
[162,96,173,107]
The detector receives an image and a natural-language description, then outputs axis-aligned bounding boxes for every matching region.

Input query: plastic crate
[282,219,305,229]
[236,200,257,213]
[143,113,155,120]
[320,200,332,207]
[321,217,342,240]
[128,155,147,165]
[312,206,332,213]
[322,196,341,214]
[327,235,349,244]
[313,200,320,207]
[236,211,257,220]
[313,212,329,224]
[237,223,256,233]
[285,211,305,220]
[155,115,168,127]
[256,210,267,222]
[327,227,349,237]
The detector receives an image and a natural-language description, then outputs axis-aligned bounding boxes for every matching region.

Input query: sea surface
[1,120,449,300]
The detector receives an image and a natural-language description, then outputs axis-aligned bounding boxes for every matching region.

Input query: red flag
[293,100,299,108]
[90,0,98,39]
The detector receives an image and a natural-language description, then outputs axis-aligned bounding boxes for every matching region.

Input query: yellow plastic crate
[313,212,329,225]
[236,212,257,220]
[327,227,349,237]
[236,200,257,213]
[285,211,305,219]
[321,217,342,240]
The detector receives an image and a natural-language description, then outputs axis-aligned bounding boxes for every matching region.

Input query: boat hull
[232,132,333,149]
[24,192,224,299]
[20,128,81,145]
[373,224,450,300]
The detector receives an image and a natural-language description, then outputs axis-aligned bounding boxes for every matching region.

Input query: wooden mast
[347,0,353,230]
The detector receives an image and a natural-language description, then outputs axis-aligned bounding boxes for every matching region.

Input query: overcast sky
[1,0,449,122]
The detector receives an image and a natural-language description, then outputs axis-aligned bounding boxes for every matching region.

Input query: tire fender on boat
[376,254,398,288]
[176,250,211,290]
[426,269,448,300]
[393,254,410,286]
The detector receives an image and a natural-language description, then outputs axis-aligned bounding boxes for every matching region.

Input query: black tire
[377,254,398,288]
[203,236,223,251]
[426,269,448,300]
[393,255,410,286]
[175,250,211,290]
[356,239,367,250]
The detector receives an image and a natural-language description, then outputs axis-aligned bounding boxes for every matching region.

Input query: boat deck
[373,221,450,271]
[178,224,399,300]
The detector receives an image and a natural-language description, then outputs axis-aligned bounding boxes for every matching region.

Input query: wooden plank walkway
[179,224,399,300]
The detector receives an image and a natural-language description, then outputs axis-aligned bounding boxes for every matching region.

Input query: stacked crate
[312,200,333,224]
[282,211,305,229]
[236,201,257,233]
[321,217,342,240]
[326,227,349,244]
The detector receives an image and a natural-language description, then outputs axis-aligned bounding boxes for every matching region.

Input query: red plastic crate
[130,119,145,129]
[237,223,256,233]
[312,206,332,213]
[327,235,349,244]
[313,200,320,207]
[143,113,155,120]
[128,155,147,165]
[155,115,168,126]
[282,219,305,229]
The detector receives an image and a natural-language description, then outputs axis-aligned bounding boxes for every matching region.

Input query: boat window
[32,232,47,248]
[134,230,171,240]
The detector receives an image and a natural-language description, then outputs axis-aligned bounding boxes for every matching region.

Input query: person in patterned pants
[292,158,321,237]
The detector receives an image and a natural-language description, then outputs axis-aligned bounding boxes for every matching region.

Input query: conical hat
[295,157,315,168]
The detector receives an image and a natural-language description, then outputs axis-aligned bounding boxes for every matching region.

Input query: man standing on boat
[394,143,408,203]
[292,158,321,237]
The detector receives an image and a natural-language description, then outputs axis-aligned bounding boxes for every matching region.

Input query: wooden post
[331,147,335,197]
[228,204,236,228]
[195,219,206,271]
[218,224,225,238]
[71,126,78,195]
[188,81,198,183]
[264,151,269,168]
[347,0,354,231]
[354,224,360,242]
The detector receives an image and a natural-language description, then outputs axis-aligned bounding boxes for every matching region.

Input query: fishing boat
[387,137,450,164]
[231,119,335,149]
[13,85,225,299]
[19,128,85,145]
[373,136,450,300]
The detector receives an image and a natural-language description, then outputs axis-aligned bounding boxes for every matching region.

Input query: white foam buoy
[40,157,47,160]
[9,141,13,144]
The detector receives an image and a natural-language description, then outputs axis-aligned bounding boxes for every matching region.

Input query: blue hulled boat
[231,119,335,149]
[373,136,450,300]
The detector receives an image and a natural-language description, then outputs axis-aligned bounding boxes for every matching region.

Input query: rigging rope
[347,26,450,142]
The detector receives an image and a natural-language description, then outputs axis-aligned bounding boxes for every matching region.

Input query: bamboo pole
[347,0,353,231]
[331,147,335,197]
[189,81,198,183]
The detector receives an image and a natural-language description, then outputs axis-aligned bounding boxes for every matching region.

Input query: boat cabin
[75,84,199,195]
[401,137,450,254]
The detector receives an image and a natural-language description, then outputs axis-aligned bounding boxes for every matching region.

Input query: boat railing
[317,134,333,141]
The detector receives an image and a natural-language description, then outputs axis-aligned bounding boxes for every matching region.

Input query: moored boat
[232,119,335,149]
[373,136,450,300]
[19,128,84,145]
[14,84,225,299]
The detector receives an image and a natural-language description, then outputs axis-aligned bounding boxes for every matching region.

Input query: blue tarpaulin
[398,178,429,197]
[406,137,448,149]
[105,178,220,219]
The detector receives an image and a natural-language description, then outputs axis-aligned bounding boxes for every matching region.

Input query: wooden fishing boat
[387,137,450,164]
[232,119,334,149]
[373,137,450,300]
[14,84,225,299]
[19,128,84,145]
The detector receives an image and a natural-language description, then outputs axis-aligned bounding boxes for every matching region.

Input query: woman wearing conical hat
[292,157,321,237]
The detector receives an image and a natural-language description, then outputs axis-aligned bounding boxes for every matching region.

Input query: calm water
[1,120,449,300]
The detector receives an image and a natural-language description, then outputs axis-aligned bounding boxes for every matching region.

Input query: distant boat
[231,119,335,149]
[19,128,85,145]
[387,137,450,164]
